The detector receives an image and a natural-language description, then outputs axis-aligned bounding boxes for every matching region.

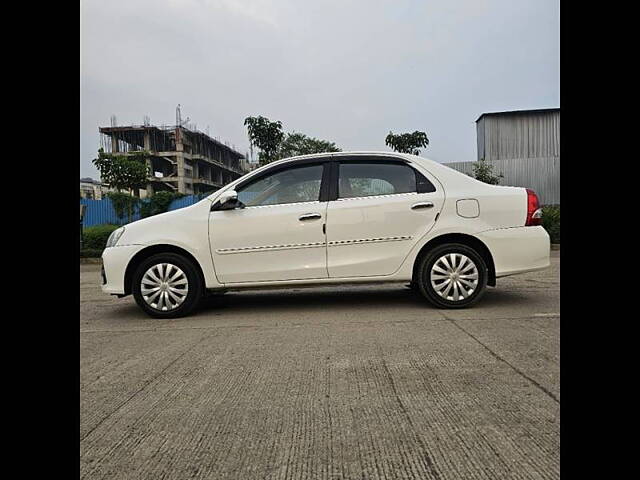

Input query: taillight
[525,188,543,226]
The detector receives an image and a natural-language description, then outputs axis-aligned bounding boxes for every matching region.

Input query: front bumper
[477,226,550,278]
[101,244,145,295]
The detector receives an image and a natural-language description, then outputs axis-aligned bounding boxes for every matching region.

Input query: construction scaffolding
[99,123,248,195]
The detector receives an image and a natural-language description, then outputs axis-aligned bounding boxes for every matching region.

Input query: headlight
[106,227,125,248]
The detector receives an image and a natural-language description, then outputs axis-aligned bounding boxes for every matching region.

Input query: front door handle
[299,213,322,221]
[411,202,434,210]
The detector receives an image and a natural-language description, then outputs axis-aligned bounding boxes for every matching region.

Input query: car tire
[132,253,203,319]
[417,243,488,309]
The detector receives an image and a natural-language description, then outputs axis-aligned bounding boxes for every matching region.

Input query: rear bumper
[101,244,145,295]
[477,226,550,278]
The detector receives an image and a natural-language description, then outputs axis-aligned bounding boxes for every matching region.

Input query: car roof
[257,151,411,167]
[241,150,472,184]
[258,151,512,193]
[207,150,503,203]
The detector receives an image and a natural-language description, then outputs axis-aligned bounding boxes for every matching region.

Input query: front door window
[237,164,324,206]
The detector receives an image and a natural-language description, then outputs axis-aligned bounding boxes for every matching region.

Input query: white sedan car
[101,152,550,318]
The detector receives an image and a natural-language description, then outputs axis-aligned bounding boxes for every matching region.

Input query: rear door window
[338,162,435,198]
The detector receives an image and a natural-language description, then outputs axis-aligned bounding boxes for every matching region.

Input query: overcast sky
[80,0,559,179]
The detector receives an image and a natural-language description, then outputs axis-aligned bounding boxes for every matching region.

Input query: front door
[209,162,329,284]
[326,159,444,278]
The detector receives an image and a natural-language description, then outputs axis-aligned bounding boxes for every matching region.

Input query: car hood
[117,199,212,246]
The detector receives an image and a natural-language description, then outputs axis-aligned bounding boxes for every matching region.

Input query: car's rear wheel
[132,253,203,318]
[417,243,488,309]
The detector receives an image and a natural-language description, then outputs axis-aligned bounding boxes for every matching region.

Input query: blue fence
[80,195,203,227]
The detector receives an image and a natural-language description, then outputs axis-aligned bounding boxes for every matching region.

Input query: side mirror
[214,190,245,211]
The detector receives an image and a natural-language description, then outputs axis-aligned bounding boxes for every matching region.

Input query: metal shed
[445,108,560,205]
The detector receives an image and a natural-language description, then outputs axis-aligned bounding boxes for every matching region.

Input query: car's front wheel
[132,253,203,318]
[417,243,488,309]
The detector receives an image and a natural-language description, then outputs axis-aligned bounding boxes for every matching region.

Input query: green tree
[244,115,342,164]
[244,116,285,165]
[92,148,150,194]
[140,191,185,218]
[106,191,140,224]
[277,132,341,158]
[385,131,429,155]
[472,158,503,185]
[93,148,150,223]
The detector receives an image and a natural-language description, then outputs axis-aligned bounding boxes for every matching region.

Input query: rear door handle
[411,202,434,210]
[299,213,322,221]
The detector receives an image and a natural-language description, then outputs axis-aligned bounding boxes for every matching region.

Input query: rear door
[326,157,444,278]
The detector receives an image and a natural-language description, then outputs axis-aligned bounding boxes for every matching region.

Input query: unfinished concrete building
[99,124,248,195]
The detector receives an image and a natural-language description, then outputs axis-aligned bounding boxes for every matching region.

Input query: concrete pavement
[80,252,559,479]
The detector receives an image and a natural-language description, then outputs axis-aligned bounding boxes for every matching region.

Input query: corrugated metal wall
[443,157,560,205]
[80,195,203,227]
[477,110,560,161]
[454,109,560,205]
